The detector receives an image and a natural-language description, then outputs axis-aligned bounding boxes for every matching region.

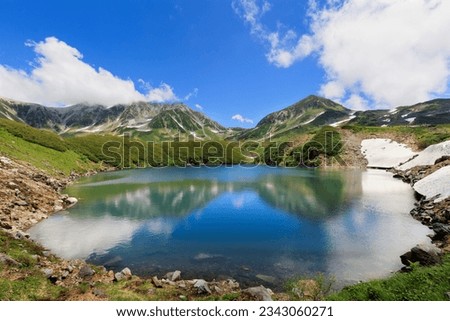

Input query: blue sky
[0,0,449,127]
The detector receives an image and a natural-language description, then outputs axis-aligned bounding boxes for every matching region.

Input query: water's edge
[26,165,436,292]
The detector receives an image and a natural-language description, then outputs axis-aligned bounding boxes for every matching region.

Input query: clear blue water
[29,166,431,288]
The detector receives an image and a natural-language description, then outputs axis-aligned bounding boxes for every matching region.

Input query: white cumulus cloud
[232,114,254,123]
[233,0,450,108]
[232,0,314,68]
[0,37,178,106]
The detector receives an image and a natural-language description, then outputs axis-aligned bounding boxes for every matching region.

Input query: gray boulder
[432,223,450,241]
[164,270,181,282]
[114,272,125,282]
[401,243,442,266]
[244,285,273,301]
[114,267,132,281]
[194,279,212,294]
[78,264,94,278]
[152,276,163,288]
[41,268,54,278]
[121,267,132,277]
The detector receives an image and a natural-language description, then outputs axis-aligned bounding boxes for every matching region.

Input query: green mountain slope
[1,95,450,142]
[236,95,352,140]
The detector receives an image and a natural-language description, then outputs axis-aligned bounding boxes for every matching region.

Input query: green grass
[0,230,66,300]
[0,119,68,152]
[328,255,450,301]
[0,275,65,300]
[0,128,99,175]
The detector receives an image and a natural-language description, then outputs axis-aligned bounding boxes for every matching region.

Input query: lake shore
[1,135,449,301]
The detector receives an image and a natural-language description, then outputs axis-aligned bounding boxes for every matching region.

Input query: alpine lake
[29,166,431,289]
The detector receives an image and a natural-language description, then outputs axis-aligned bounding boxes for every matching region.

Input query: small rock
[0,253,20,266]
[66,265,74,273]
[179,295,187,301]
[7,182,18,189]
[432,223,450,241]
[61,270,69,278]
[41,268,54,278]
[164,280,177,286]
[79,265,95,278]
[194,279,212,294]
[14,230,29,239]
[54,205,63,212]
[0,156,12,165]
[42,251,51,257]
[171,270,181,282]
[152,276,163,288]
[93,288,106,298]
[227,279,240,289]
[446,292,450,300]
[214,286,223,294]
[14,200,28,207]
[244,285,273,301]
[121,267,132,278]
[107,270,115,279]
[177,281,187,289]
[115,272,125,282]
[256,274,276,284]
[65,197,78,206]
[0,221,12,229]
[164,270,181,282]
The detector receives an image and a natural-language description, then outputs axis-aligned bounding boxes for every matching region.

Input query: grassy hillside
[0,127,99,176]
[0,119,251,170]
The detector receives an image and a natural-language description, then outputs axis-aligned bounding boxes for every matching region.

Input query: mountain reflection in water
[29,166,430,289]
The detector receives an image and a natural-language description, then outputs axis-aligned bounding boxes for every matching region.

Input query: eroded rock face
[0,157,73,231]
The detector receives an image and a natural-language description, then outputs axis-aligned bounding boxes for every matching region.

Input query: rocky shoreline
[390,157,450,259]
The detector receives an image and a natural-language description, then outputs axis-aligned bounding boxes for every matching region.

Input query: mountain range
[1,95,449,140]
